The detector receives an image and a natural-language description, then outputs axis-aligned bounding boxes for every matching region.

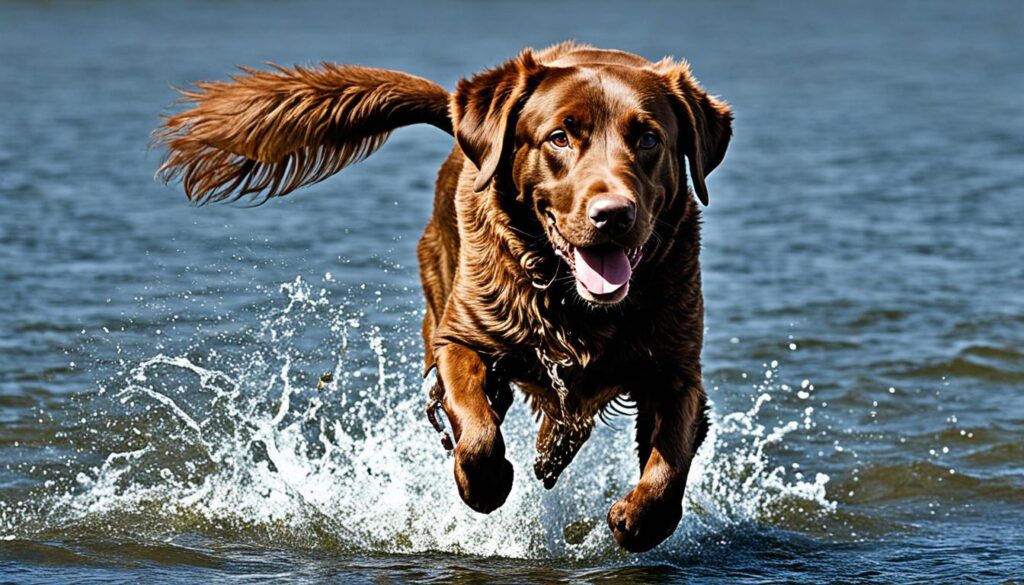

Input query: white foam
[2,276,835,558]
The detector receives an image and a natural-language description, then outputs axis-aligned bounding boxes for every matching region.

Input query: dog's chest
[498,346,625,420]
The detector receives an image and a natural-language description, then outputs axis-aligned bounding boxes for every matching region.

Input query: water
[1,1,1022,582]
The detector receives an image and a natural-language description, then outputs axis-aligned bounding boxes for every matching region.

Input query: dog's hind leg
[533,414,593,489]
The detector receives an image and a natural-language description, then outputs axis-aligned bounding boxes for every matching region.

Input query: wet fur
[155,41,731,552]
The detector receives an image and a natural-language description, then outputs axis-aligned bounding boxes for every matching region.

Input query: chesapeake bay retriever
[156,41,732,552]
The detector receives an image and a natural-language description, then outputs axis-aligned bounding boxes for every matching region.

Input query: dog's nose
[587,195,636,234]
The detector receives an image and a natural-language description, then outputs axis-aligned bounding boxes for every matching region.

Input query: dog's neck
[446,185,592,367]
[447,179,702,369]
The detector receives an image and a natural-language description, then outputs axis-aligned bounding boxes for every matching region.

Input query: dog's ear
[453,50,547,192]
[656,60,732,205]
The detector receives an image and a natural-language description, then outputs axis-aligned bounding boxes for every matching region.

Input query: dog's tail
[155,64,452,204]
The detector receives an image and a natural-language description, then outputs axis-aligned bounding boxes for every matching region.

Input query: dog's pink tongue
[573,246,632,295]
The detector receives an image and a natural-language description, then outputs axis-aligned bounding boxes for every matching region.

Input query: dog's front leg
[607,384,709,552]
[436,343,514,513]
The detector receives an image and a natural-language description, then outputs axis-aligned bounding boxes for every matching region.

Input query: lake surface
[1,1,1022,582]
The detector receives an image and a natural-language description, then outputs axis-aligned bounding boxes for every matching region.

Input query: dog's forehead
[524,65,672,127]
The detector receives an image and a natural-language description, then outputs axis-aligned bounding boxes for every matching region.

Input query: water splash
[1,277,834,559]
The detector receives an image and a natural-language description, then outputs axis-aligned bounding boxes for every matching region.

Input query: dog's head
[453,44,732,305]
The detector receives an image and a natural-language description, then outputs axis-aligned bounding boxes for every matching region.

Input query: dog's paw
[453,427,514,513]
[607,485,682,552]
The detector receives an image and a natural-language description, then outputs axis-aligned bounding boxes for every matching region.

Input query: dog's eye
[549,129,570,149]
[638,131,659,150]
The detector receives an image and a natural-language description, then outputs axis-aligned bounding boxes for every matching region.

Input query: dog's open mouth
[548,222,643,305]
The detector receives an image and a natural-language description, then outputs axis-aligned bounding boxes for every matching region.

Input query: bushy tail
[155,63,453,204]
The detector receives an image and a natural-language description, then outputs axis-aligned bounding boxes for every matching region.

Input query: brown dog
[156,41,731,552]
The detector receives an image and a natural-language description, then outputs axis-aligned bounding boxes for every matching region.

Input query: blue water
[1,1,1023,582]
